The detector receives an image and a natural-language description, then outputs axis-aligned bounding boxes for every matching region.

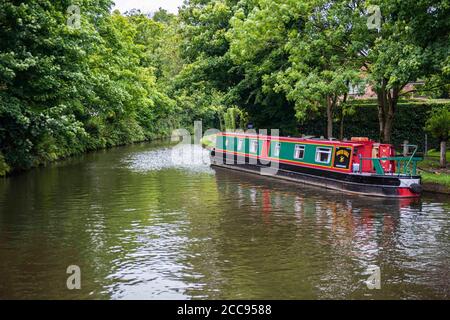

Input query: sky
[112,0,184,14]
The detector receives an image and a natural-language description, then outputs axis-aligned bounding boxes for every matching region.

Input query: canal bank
[419,150,450,195]
[422,182,450,194]
[0,135,173,178]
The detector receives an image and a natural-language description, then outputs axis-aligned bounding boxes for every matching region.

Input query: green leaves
[1,0,448,175]
[425,106,450,141]
[0,1,181,174]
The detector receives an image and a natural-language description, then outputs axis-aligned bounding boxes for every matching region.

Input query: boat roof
[218,132,375,147]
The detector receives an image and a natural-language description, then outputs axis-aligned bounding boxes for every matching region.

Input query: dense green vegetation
[425,105,450,167]
[0,1,185,175]
[1,0,449,176]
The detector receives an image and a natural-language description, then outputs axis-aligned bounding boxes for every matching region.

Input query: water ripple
[123,144,213,174]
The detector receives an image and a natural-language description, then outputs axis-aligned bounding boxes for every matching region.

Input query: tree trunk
[376,80,388,142]
[377,104,385,141]
[326,96,333,139]
[383,86,399,143]
[440,140,447,168]
[383,112,394,143]
[376,79,400,143]
[339,91,348,141]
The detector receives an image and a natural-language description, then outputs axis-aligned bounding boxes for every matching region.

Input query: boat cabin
[215,132,418,176]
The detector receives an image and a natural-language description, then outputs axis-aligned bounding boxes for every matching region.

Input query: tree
[174,0,239,128]
[177,0,300,134]
[275,0,365,139]
[425,106,449,168]
[226,0,306,133]
[222,106,248,130]
[357,0,450,143]
[228,0,364,138]
[152,8,176,23]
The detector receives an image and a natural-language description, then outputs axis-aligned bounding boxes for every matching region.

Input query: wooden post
[403,140,409,157]
[440,140,447,168]
[424,134,428,158]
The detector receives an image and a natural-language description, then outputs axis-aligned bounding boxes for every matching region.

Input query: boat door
[260,137,270,160]
[379,144,394,173]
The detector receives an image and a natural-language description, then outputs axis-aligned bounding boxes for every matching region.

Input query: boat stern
[397,176,422,197]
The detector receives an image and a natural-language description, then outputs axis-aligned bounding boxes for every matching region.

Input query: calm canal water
[0,140,448,299]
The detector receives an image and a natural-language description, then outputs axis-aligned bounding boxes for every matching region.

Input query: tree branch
[399,83,447,97]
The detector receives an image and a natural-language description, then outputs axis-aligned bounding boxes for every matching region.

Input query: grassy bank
[418,149,450,193]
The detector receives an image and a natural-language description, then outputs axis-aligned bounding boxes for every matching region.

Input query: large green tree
[228,0,364,138]
[176,0,300,133]
[174,0,241,129]
[229,0,449,142]
[357,0,449,143]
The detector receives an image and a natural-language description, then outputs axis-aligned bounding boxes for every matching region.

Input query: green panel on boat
[269,141,333,167]
[217,135,262,156]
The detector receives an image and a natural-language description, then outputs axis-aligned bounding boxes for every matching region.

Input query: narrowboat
[210,132,423,198]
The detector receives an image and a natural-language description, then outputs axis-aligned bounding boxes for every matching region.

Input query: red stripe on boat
[397,188,419,198]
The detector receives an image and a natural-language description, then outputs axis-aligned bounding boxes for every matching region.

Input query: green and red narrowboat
[210,132,423,198]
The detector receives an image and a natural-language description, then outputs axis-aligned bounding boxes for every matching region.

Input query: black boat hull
[211,151,421,198]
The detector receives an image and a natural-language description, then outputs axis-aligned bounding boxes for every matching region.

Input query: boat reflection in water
[205,167,448,299]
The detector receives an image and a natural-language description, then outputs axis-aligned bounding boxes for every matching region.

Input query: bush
[0,153,10,176]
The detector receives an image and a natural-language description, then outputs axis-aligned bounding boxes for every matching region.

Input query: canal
[0,140,448,299]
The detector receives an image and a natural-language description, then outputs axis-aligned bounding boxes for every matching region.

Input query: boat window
[315,147,332,164]
[225,138,229,148]
[273,142,281,157]
[237,138,244,151]
[249,140,258,153]
[294,145,305,160]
